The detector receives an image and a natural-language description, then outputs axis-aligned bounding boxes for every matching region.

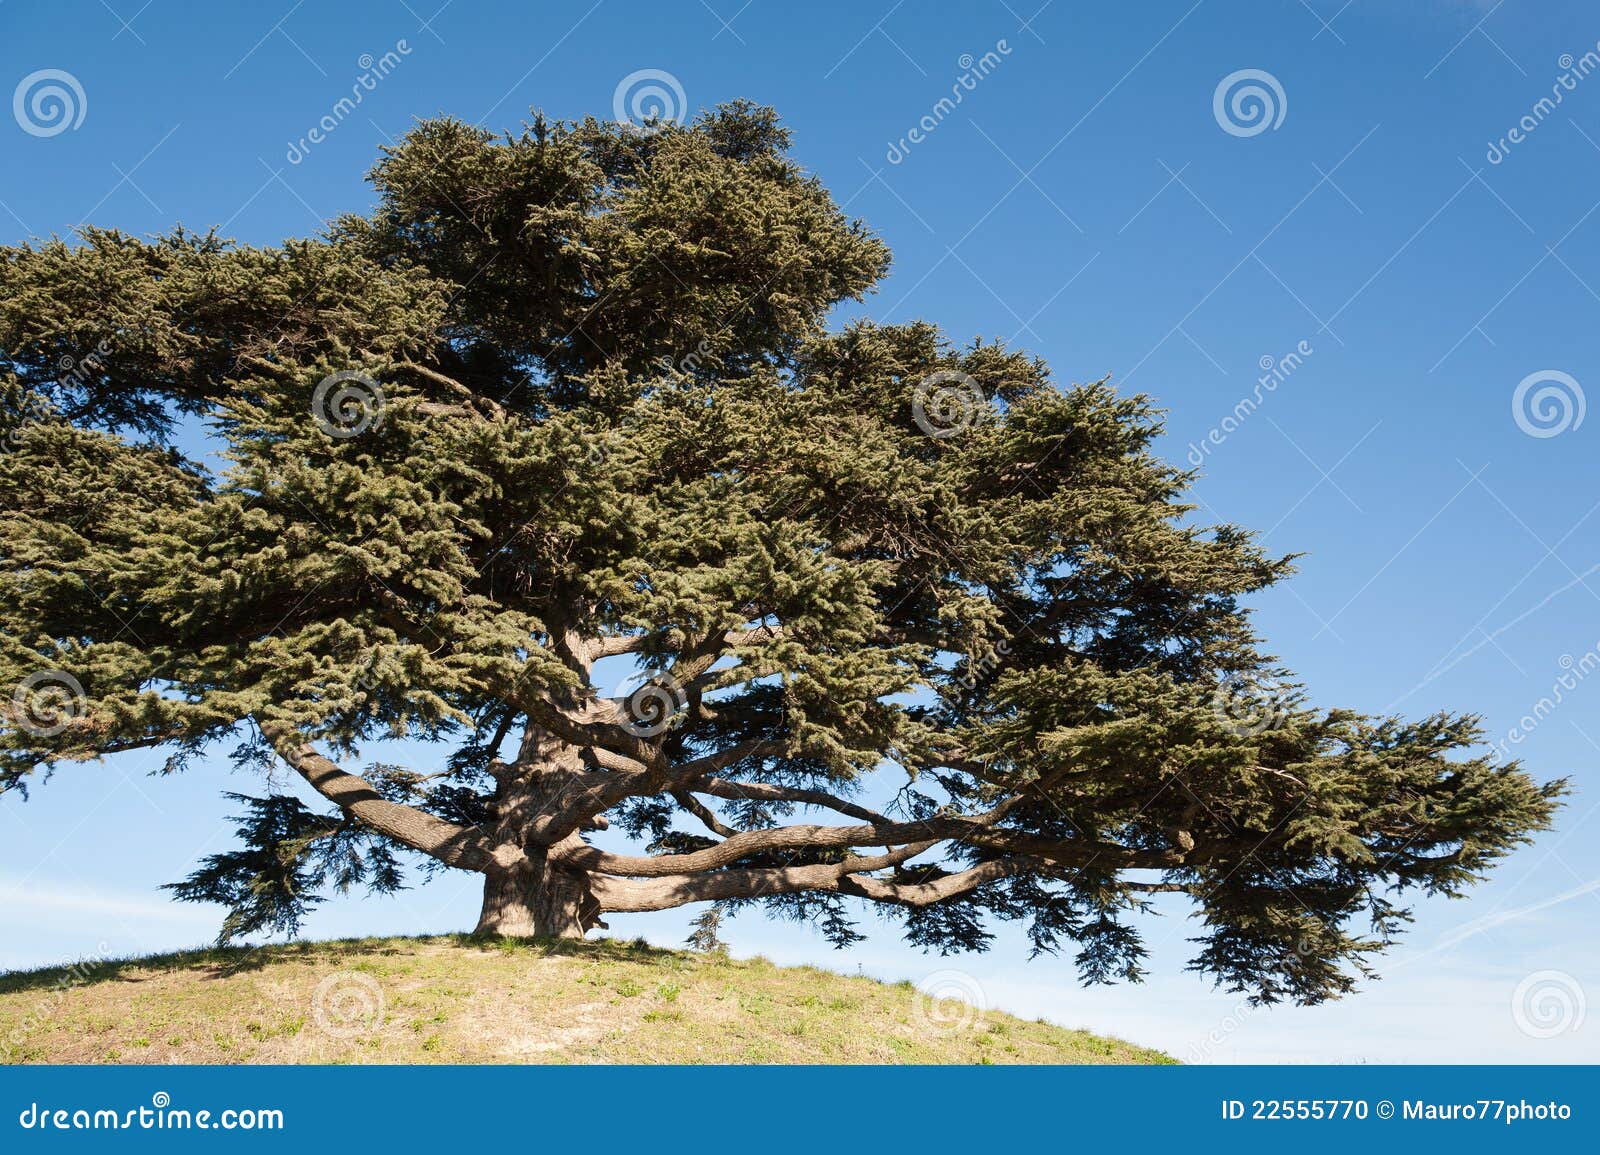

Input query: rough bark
[475,852,602,938]
[473,725,605,938]
[262,722,503,871]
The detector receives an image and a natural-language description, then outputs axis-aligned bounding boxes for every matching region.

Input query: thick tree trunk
[474,853,601,939]
[473,724,606,938]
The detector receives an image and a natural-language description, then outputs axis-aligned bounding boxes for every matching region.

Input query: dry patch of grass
[0,935,1173,1065]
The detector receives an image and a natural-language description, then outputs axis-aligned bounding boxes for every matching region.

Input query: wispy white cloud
[0,878,216,926]
[1392,876,1600,969]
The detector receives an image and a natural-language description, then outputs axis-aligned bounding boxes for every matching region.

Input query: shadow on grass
[0,932,700,995]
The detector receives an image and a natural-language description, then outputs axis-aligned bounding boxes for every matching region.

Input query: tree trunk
[474,853,601,939]
[474,725,606,939]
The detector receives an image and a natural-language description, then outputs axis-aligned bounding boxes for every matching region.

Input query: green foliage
[163,793,404,944]
[0,101,1565,1004]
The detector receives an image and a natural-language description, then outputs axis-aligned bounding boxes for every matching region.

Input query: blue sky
[3,0,1599,1063]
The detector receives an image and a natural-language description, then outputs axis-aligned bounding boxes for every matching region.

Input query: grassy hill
[0,935,1173,1065]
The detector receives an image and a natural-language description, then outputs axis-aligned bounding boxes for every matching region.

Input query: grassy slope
[0,935,1173,1065]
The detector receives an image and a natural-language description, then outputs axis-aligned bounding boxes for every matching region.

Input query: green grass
[0,935,1174,1065]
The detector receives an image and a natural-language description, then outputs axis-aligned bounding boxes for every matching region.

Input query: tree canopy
[0,101,1563,1004]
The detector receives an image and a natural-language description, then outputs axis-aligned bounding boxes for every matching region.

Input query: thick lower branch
[838,859,1023,904]
[556,810,1226,876]
[588,842,935,912]
[261,722,506,872]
